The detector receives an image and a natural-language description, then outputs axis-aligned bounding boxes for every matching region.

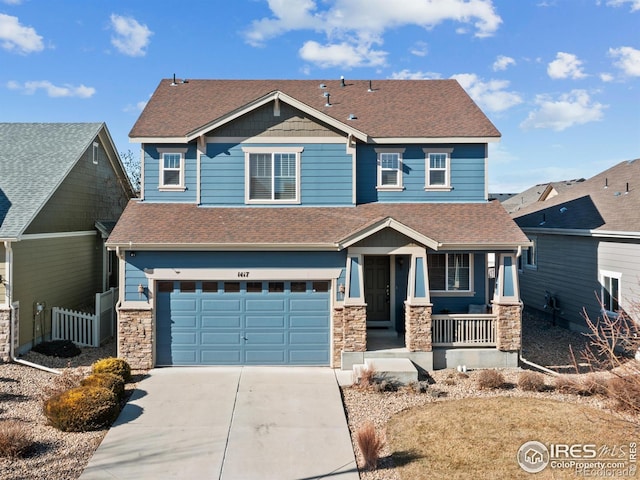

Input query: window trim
[375,148,405,192]
[92,142,99,165]
[524,236,537,270]
[423,148,453,191]
[427,252,474,295]
[158,148,187,191]
[243,146,303,204]
[600,270,621,316]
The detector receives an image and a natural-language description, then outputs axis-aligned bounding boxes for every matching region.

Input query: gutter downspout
[4,240,60,375]
[513,245,558,376]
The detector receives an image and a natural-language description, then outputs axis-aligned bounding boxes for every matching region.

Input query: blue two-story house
[107,78,530,371]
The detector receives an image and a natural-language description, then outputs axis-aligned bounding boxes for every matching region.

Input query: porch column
[118,307,153,370]
[493,253,522,352]
[405,254,432,352]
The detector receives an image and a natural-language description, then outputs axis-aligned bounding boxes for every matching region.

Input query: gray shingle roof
[514,159,640,233]
[0,123,104,239]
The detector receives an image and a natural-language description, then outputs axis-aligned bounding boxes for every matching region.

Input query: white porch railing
[51,288,117,347]
[432,314,496,347]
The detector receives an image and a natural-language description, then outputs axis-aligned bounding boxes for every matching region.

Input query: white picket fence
[51,288,117,347]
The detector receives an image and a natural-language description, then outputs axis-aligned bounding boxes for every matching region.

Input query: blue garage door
[156,280,331,365]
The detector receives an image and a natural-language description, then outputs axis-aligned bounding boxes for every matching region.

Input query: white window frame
[524,236,537,270]
[375,148,405,191]
[423,148,453,191]
[427,252,474,296]
[158,148,187,191]
[600,270,621,316]
[243,146,302,204]
[92,142,99,165]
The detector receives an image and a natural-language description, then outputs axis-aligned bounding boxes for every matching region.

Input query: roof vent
[319,83,327,89]
[539,213,546,226]
[559,207,567,213]
[368,80,374,92]
[171,73,177,86]
[604,177,608,189]
[325,92,331,107]
[340,75,345,87]
[348,113,357,120]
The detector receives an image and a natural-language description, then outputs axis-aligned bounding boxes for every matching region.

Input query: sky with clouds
[1,0,638,192]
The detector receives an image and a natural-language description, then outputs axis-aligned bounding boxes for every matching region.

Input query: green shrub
[476,369,505,390]
[0,421,33,458]
[81,373,125,401]
[43,386,119,432]
[518,371,546,392]
[92,357,132,382]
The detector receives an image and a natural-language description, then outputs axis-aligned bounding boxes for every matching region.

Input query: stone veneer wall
[333,304,366,368]
[0,308,10,362]
[405,303,432,352]
[118,308,153,370]
[493,303,522,351]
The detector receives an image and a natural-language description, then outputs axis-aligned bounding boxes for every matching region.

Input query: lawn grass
[387,397,637,479]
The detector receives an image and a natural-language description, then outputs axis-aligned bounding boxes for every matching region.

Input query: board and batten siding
[198,143,353,206]
[355,144,487,204]
[598,240,640,317]
[0,246,5,304]
[124,250,347,302]
[519,233,600,331]
[12,234,103,348]
[26,139,130,234]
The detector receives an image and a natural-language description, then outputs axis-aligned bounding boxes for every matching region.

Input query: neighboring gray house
[502,179,584,215]
[513,159,640,331]
[0,123,134,360]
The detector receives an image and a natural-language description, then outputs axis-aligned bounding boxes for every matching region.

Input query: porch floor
[366,328,406,351]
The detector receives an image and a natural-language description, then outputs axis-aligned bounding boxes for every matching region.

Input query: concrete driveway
[79,367,359,480]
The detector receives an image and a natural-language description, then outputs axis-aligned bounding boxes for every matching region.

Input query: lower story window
[428,253,471,291]
[601,272,620,313]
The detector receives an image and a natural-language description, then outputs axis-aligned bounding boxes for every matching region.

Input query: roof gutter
[106,242,344,252]
[519,227,640,240]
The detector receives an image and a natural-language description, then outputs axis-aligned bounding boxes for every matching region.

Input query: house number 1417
[237,272,249,278]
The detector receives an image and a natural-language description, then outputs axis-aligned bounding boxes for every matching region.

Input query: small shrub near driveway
[355,422,384,471]
[0,420,33,458]
[476,369,505,390]
[43,386,119,432]
[518,370,546,392]
[92,357,132,382]
[81,373,125,401]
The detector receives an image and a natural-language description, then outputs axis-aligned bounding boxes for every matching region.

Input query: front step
[353,357,418,386]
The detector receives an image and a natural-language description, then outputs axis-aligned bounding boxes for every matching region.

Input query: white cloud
[599,72,614,82]
[410,41,428,57]
[245,0,501,68]
[520,89,606,131]
[123,100,148,113]
[609,46,640,77]
[451,73,523,112]
[1,0,23,4]
[547,52,587,79]
[7,80,95,98]
[390,70,442,80]
[110,14,152,57]
[606,0,640,12]
[299,40,387,68]
[493,55,515,71]
[0,13,43,54]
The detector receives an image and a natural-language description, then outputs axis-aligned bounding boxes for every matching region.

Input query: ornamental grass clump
[81,373,125,401]
[92,357,132,382]
[43,386,119,432]
[476,369,505,390]
[356,422,385,471]
[518,371,546,392]
[0,420,33,458]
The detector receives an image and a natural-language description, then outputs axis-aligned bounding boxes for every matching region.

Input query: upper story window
[158,148,187,191]
[243,147,302,204]
[424,148,453,191]
[376,148,405,191]
[427,253,473,292]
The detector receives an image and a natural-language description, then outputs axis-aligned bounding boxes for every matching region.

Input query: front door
[364,256,390,327]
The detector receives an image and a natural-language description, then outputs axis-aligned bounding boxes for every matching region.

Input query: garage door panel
[245,299,286,312]
[156,280,330,366]
[289,315,327,328]
[245,315,285,328]
[201,315,241,328]
[201,332,241,345]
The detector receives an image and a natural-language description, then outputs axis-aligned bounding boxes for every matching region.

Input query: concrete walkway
[79,367,359,480]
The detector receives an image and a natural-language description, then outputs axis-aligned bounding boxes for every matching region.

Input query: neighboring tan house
[514,159,640,331]
[501,179,584,215]
[107,78,530,371]
[0,123,135,360]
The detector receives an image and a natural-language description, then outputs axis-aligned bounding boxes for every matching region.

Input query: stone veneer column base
[405,303,433,352]
[118,308,153,370]
[333,304,366,369]
[493,303,522,352]
[0,307,10,363]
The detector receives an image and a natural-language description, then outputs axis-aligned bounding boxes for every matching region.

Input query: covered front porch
[333,242,522,371]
